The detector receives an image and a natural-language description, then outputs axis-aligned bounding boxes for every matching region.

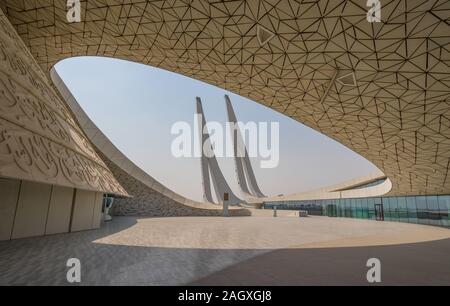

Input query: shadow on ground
[0,217,449,286]
[190,238,450,286]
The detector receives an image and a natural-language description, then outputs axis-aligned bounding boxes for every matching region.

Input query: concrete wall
[71,190,97,232]
[0,9,126,197]
[92,193,104,229]
[46,186,74,235]
[0,177,104,241]
[0,178,21,240]
[12,181,52,239]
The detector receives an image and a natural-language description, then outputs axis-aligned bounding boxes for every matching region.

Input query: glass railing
[264,195,450,228]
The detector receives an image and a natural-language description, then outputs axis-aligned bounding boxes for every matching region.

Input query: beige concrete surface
[0,9,126,196]
[249,209,306,218]
[11,181,52,240]
[92,193,104,229]
[46,186,74,235]
[263,172,392,202]
[70,190,98,232]
[1,216,449,285]
[0,178,110,241]
[0,178,20,240]
[191,237,450,286]
[94,216,450,250]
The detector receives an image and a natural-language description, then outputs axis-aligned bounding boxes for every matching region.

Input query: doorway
[375,204,384,221]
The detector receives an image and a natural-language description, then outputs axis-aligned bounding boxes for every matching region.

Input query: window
[356,199,363,218]
[426,196,440,226]
[264,195,450,228]
[338,199,344,217]
[351,199,358,218]
[345,199,352,217]
[438,196,450,227]
[361,198,369,219]
[416,196,429,225]
[390,197,400,221]
[383,198,391,221]
[331,199,338,217]
[406,196,418,223]
[367,198,376,220]
[397,197,408,222]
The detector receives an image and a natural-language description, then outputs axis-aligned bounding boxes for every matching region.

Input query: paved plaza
[1,216,449,286]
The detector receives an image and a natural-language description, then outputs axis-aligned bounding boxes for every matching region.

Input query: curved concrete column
[0,9,126,196]
[265,172,392,202]
[50,69,250,217]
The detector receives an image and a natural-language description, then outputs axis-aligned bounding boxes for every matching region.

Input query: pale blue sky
[56,57,379,201]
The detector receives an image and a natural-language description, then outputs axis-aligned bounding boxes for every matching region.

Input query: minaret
[196,97,242,205]
[225,95,266,199]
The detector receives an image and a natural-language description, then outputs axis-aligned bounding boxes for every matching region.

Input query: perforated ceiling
[2,0,449,195]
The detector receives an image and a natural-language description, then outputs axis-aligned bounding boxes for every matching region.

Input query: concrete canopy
[1,0,449,196]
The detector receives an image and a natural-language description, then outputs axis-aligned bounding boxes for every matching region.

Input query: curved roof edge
[2,1,449,197]
[265,172,392,202]
[0,10,127,196]
[50,67,240,211]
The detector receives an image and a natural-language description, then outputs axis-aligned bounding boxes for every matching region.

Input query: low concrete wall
[248,209,303,218]
[98,151,251,217]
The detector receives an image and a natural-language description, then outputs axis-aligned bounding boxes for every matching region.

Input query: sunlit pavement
[0,216,449,286]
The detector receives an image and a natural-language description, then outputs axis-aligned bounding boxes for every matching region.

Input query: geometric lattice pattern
[0,8,127,195]
[1,0,449,195]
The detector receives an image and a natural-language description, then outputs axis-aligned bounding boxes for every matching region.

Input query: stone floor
[0,216,449,285]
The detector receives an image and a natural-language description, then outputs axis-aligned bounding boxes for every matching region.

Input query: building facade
[0,1,449,238]
[265,195,450,228]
